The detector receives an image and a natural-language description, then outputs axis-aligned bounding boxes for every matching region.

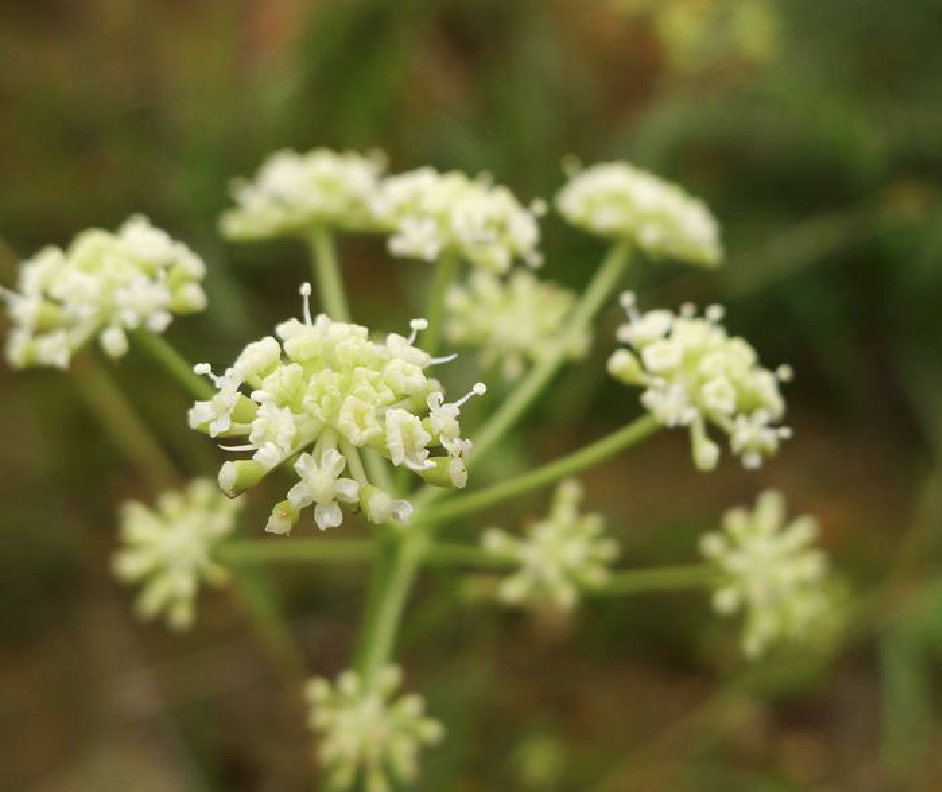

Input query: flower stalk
[309,227,350,323]
[420,414,660,527]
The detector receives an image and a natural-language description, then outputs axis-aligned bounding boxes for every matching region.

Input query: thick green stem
[75,355,178,489]
[468,241,631,467]
[423,250,460,356]
[420,415,660,527]
[309,228,350,322]
[130,329,212,401]
[590,565,716,596]
[218,538,373,564]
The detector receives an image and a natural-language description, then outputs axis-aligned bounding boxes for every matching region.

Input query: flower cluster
[112,478,241,630]
[1,216,206,369]
[700,490,829,657]
[444,270,587,379]
[189,285,485,533]
[556,161,721,267]
[220,149,386,240]
[371,167,543,272]
[608,293,791,470]
[482,480,619,609]
[306,666,443,792]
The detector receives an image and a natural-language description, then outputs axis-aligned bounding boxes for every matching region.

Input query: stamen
[218,443,256,452]
[705,305,725,322]
[619,291,640,321]
[300,282,313,326]
[453,381,487,408]
[407,318,428,345]
[776,364,794,382]
[429,352,458,366]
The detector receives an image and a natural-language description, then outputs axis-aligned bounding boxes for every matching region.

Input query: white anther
[300,282,313,325]
[408,317,428,344]
[194,363,212,376]
[776,364,794,382]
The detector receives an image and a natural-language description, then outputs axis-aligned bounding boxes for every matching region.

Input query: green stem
[309,228,350,322]
[130,329,212,400]
[421,415,660,527]
[359,534,426,680]
[590,565,716,596]
[423,250,460,356]
[468,241,631,467]
[425,542,514,569]
[218,538,373,564]
[74,355,178,489]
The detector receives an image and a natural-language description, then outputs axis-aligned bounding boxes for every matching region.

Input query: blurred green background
[2,1,942,790]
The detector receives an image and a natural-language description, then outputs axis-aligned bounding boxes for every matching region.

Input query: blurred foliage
[1,0,942,790]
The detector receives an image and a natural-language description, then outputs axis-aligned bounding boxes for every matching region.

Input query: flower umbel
[701,490,829,658]
[483,479,619,609]
[220,148,386,240]
[371,167,542,272]
[608,293,791,470]
[306,666,443,792]
[556,161,721,267]
[112,478,241,630]
[190,285,485,532]
[445,270,589,379]
[1,216,206,369]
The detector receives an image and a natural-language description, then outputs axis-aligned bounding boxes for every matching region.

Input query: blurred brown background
[2,1,942,790]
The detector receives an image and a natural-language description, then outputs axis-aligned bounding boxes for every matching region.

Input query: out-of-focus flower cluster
[483,480,619,609]
[619,0,781,72]
[371,168,543,272]
[220,149,386,240]
[608,293,791,470]
[701,490,829,657]
[306,666,443,792]
[444,270,587,379]
[1,216,206,369]
[112,478,241,630]
[557,162,721,267]
[190,286,484,533]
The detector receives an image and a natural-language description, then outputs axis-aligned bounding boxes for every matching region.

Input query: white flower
[112,479,241,630]
[305,666,443,792]
[700,490,829,658]
[191,285,486,533]
[1,216,206,369]
[372,167,542,272]
[483,480,619,610]
[444,270,588,378]
[608,293,791,470]
[556,161,721,267]
[288,449,360,530]
[220,149,386,239]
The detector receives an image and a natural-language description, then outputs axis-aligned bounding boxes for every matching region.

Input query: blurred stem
[309,228,350,322]
[425,542,515,569]
[419,415,660,527]
[219,538,373,564]
[590,565,716,596]
[231,566,306,679]
[130,329,212,401]
[423,250,460,356]
[358,532,427,681]
[468,241,631,467]
[74,354,178,489]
